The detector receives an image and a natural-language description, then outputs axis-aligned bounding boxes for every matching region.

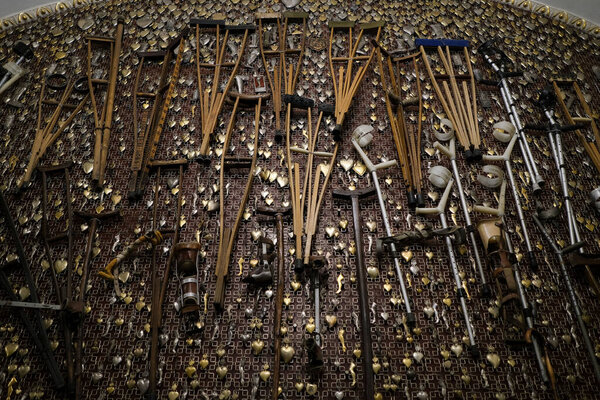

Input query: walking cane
[333,186,378,399]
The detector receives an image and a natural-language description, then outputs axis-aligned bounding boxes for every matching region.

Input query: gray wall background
[0,0,599,26]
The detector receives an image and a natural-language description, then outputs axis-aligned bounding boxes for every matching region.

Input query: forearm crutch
[481,121,538,271]
[473,172,552,389]
[417,166,479,357]
[477,40,544,193]
[433,123,490,296]
[351,124,415,326]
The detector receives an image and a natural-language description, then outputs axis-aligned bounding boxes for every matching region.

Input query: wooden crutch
[213,91,269,309]
[328,20,384,139]
[191,19,255,156]
[256,11,308,141]
[86,17,124,188]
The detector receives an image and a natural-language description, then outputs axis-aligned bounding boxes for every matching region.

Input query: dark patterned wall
[0,0,599,399]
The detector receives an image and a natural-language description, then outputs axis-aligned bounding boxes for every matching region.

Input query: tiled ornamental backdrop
[0,0,600,399]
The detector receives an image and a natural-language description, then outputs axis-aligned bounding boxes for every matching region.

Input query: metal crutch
[532,215,600,384]
[478,40,544,193]
[433,124,490,296]
[351,124,415,326]
[416,166,479,357]
[481,121,538,271]
[473,173,550,385]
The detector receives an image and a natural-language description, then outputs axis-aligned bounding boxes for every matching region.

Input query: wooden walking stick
[255,205,291,400]
[191,19,254,156]
[328,20,384,139]
[86,17,124,188]
[128,31,187,199]
[333,186,378,400]
[213,91,269,310]
[256,11,308,141]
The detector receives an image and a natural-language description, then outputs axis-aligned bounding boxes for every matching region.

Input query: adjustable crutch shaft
[371,169,414,325]
[532,216,600,384]
[439,212,477,351]
[504,159,537,270]
[544,112,582,247]
[500,222,549,384]
[449,159,489,295]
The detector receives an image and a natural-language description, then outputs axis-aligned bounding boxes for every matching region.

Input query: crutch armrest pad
[224,24,256,32]
[283,11,308,20]
[416,38,470,48]
[328,20,355,28]
[359,21,385,30]
[190,18,225,27]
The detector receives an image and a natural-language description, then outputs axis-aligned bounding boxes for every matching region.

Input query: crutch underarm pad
[225,24,256,32]
[416,38,470,48]
[359,21,385,30]
[283,11,308,19]
[190,18,225,27]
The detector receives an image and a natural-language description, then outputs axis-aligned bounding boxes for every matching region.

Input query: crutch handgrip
[351,129,398,173]
[375,160,398,170]
[415,38,470,48]
[474,180,506,217]
[433,138,456,160]
[483,135,518,162]
[416,178,454,216]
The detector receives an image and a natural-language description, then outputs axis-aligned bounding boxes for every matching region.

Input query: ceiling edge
[0,0,598,37]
